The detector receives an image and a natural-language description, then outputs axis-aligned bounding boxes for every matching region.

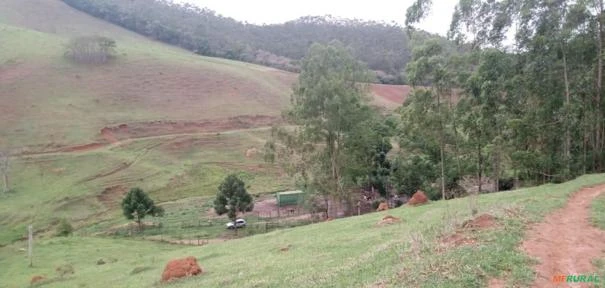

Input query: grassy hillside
[0,0,409,246]
[0,0,298,245]
[1,174,604,287]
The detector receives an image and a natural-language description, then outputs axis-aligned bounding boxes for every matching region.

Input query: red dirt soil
[377,215,401,226]
[20,142,107,155]
[161,256,203,282]
[97,185,127,208]
[462,214,497,229]
[520,185,605,288]
[370,84,412,104]
[30,275,46,285]
[440,233,477,248]
[376,202,389,211]
[101,115,279,141]
[407,191,428,206]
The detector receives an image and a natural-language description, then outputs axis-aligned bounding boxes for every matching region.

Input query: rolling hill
[0,0,410,246]
[2,2,605,288]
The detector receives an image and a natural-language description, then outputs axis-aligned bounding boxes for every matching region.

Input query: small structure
[275,190,304,207]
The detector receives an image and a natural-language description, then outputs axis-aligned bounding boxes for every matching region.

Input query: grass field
[0,0,412,247]
[591,192,605,288]
[1,174,604,287]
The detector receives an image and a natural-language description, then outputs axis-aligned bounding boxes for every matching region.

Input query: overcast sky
[173,0,458,36]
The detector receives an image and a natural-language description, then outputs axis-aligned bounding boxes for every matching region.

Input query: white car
[226,218,246,229]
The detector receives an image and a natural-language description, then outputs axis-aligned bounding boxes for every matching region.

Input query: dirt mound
[377,215,401,225]
[100,127,118,143]
[376,202,389,211]
[161,256,203,282]
[245,148,258,158]
[407,191,428,206]
[440,233,477,248]
[462,214,496,229]
[30,275,46,285]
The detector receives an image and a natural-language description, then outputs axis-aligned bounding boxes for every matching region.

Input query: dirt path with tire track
[496,185,605,288]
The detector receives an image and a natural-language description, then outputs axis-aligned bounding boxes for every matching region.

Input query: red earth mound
[376,202,389,211]
[462,214,496,229]
[407,191,428,206]
[377,215,401,225]
[30,275,46,285]
[161,256,203,282]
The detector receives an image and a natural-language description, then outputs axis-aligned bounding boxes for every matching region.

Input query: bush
[498,178,515,191]
[56,264,75,278]
[65,36,116,64]
[56,218,73,237]
[394,199,404,208]
[371,200,382,210]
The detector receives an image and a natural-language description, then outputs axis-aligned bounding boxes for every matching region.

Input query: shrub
[371,200,382,210]
[56,264,75,278]
[394,199,404,208]
[65,36,116,64]
[498,178,515,191]
[56,218,73,237]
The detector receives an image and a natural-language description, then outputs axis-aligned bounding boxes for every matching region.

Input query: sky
[173,0,459,36]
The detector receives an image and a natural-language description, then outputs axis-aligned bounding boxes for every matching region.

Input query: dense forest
[395,0,605,199]
[60,0,452,84]
[268,0,605,211]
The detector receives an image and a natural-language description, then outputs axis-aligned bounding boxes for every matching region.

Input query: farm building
[275,190,305,207]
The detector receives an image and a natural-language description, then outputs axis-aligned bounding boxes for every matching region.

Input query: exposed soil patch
[161,256,203,282]
[438,213,496,251]
[370,84,411,105]
[521,185,605,288]
[20,142,108,155]
[60,142,106,152]
[101,115,280,141]
[462,214,497,230]
[97,185,127,209]
[487,278,506,288]
[440,233,478,248]
[407,190,429,206]
[377,215,401,226]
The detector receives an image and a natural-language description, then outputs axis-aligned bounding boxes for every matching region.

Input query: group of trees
[398,0,605,201]
[267,0,605,212]
[60,0,455,83]
[121,175,254,229]
[264,42,399,216]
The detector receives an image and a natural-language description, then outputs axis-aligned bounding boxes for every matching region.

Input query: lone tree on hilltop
[214,174,254,222]
[121,187,163,230]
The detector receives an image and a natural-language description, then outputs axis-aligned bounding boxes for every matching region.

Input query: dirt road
[521,185,605,287]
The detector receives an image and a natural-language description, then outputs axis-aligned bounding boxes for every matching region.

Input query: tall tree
[214,174,254,222]
[276,41,373,216]
[404,39,456,200]
[121,188,164,230]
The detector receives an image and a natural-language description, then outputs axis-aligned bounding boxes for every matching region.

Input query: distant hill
[59,0,454,84]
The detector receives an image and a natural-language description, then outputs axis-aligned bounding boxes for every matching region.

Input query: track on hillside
[490,184,605,288]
